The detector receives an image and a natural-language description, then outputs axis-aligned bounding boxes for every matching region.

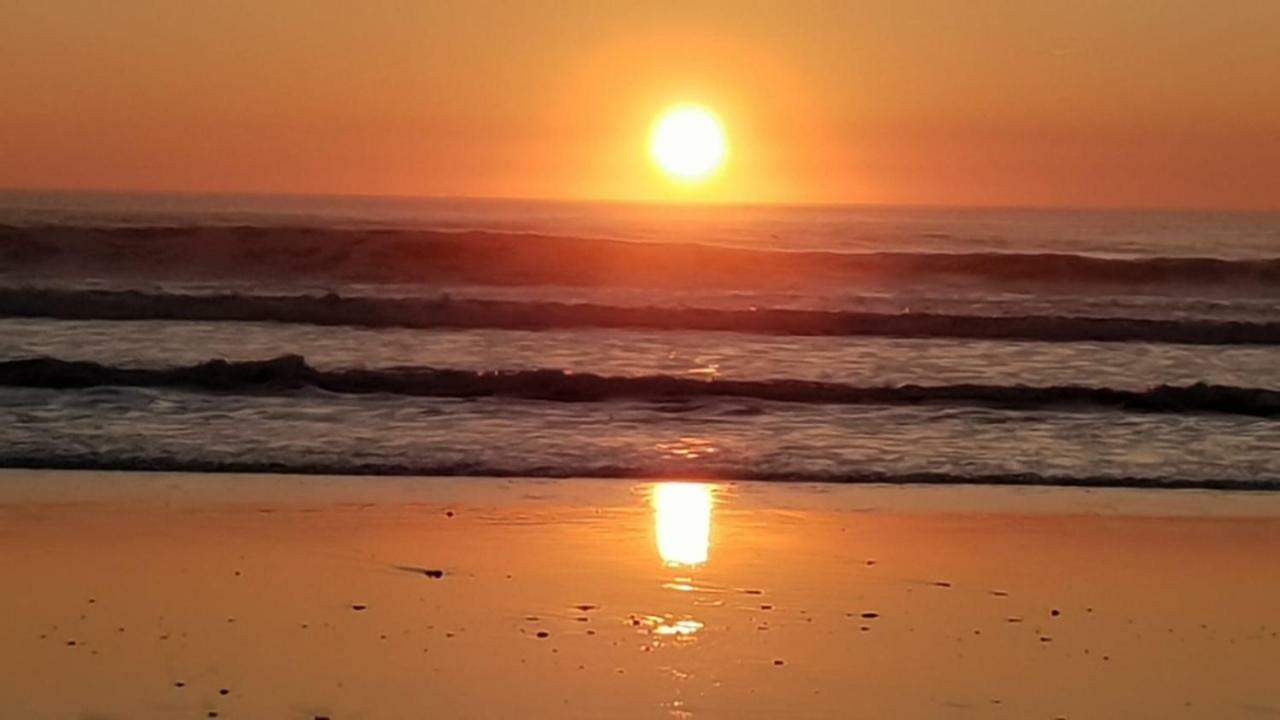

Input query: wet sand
[2,471,1279,719]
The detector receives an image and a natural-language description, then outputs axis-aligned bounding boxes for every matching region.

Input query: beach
[4,2,1279,717]
[3,470,1278,719]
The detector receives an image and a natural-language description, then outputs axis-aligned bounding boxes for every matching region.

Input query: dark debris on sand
[393,565,446,579]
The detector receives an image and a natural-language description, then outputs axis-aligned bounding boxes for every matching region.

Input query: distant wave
[3,355,1279,417]
[3,224,1280,292]
[3,288,1280,344]
[0,453,1275,491]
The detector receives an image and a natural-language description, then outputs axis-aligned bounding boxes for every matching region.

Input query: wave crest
[3,355,1279,418]
[4,288,1280,344]
[4,224,1280,291]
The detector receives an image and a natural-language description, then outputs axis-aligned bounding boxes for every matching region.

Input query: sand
[1,470,1279,719]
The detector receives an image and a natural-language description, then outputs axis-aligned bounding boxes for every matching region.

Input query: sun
[649,104,728,182]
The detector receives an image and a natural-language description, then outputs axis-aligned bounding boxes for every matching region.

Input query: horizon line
[1,184,1277,216]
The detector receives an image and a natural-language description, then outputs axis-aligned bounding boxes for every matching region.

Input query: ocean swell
[4,224,1280,292]
[3,288,1280,344]
[3,355,1279,418]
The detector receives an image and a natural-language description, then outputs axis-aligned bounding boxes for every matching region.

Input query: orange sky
[2,1,1278,209]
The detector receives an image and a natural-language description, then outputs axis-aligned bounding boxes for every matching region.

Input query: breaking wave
[3,355,1279,418]
[3,288,1280,344]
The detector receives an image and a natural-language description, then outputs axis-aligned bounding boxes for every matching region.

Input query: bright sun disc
[650,105,727,181]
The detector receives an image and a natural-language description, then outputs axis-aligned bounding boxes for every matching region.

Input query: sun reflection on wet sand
[631,613,706,638]
[652,482,714,567]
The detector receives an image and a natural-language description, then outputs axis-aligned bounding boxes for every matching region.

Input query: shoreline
[5,466,1280,497]
[8,469,1280,517]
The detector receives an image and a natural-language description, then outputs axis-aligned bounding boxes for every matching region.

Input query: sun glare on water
[653,482,714,566]
[649,105,728,182]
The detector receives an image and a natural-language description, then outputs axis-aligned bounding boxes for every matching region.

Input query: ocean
[1,190,1278,488]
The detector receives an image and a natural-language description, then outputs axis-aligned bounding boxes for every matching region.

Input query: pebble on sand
[394,565,446,579]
